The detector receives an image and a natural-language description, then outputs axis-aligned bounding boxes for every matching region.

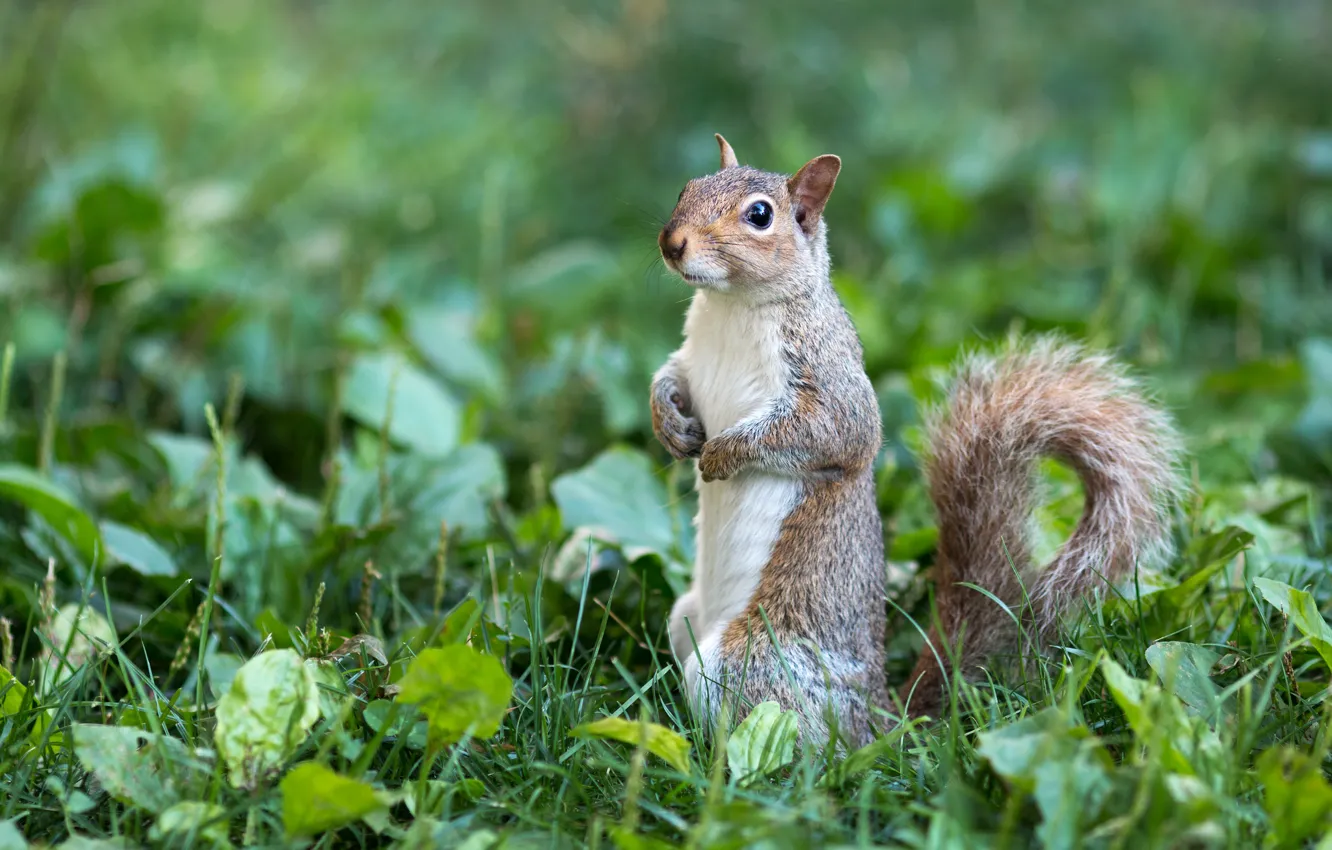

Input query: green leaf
[0,464,103,565]
[976,707,1112,850]
[0,819,28,850]
[571,716,692,774]
[1253,577,1332,670]
[215,649,321,789]
[1,665,56,750]
[726,702,798,784]
[1186,525,1255,571]
[1099,658,1222,776]
[363,699,428,750]
[38,605,117,692]
[396,646,513,746]
[1257,747,1332,847]
[101,520,177,577]
[281,761,389,838]
[71,725,210,815]
[1145,642,1223,720]
[343,352,460,456]
[147,801,230,847]
[550,447,676,559]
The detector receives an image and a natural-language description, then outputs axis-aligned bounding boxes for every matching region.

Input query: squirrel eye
[744,200,773,229]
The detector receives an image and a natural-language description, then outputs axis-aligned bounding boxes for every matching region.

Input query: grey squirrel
[650,134,1183,746]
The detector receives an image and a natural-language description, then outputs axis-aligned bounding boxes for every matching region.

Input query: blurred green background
[2,0,1331,657]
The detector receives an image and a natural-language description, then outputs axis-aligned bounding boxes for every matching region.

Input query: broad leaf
[281,762,388,838]
[38,605,116,692]
[101,521,177,577]
[0,820,27,850]
[343,352,460,456]
[0,465,103,565]
[726,702,798,783]
[215,649,321,789]
[396,646,513,746]
[571,716,692,774]
[550,447,677,560]
[72,725,210,815]
[147,801,229,847]
[1257,746,1332,847]
[1253,577,1332,670]
[977,707,1112,850]
[1145,642,1223,720]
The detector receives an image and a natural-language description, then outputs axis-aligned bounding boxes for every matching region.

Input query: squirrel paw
[652,387,705,460]
[699,434,744,482]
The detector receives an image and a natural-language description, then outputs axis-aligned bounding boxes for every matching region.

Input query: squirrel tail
[901,335,1184,712]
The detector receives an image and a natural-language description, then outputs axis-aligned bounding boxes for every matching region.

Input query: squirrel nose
[659,227,687,262]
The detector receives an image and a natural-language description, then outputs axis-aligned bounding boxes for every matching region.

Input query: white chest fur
[679,292,803,637]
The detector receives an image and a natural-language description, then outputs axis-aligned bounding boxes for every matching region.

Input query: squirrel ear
[787,154,841,235]
[715,134,739,169]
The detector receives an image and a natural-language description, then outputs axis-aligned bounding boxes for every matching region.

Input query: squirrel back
[902,336,1184,713]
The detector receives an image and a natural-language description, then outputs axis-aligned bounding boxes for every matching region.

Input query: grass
[1,0,1332,846]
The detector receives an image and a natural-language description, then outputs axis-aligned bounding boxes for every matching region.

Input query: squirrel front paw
[652,388,705,460]
[699,433,746,482]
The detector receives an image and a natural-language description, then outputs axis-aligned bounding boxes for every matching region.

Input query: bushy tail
[901,336,1184,712]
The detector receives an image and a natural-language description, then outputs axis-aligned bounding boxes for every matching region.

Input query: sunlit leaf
[726,702,798,784]
[396,646,513,746]
[571,716,692,775]
[281,762,388,838]
[215,649,321,789]
[1253,577,1332,671]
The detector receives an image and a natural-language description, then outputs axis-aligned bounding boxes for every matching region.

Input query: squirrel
[650,134,1183,747]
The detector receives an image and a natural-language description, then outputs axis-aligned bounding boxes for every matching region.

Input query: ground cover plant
[1,0,1331,846]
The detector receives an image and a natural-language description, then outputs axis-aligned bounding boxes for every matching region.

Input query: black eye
[744,200,773,229]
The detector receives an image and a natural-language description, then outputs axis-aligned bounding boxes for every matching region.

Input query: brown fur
[651,137,1183,746]
[900,337,1183,714]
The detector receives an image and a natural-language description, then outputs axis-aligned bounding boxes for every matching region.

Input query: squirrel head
[659,134,841,297]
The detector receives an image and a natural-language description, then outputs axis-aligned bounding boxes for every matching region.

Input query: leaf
[726,702,798,783]
[147,801,230,847]
[1187,525,1255,571]
[404,443,507,538]
[38,605,117,692]
[306,659,351,723]
[550,447,676,560]
[396,646,513,746]
[0,820,27,850]
[362,699,428,750]
[976,707,1112,850]
[343,352,460,456]
[72,725,211,815]
[0,464,103,565]
[1099,658,1222,776]
[1,666,56,750]
[281,762,389,838]
[215,649,321,789]
[571,716,692,774]
[1253,577,1332,671]
[101,521,177,577]
[407,306,505,402]
[1257,747,1332,847]
[1145,642,1223,720]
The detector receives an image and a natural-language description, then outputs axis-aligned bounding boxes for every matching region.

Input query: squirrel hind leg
[695,641,882,749]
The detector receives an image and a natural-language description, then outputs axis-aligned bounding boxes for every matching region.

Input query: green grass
[1,0,1331,846]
